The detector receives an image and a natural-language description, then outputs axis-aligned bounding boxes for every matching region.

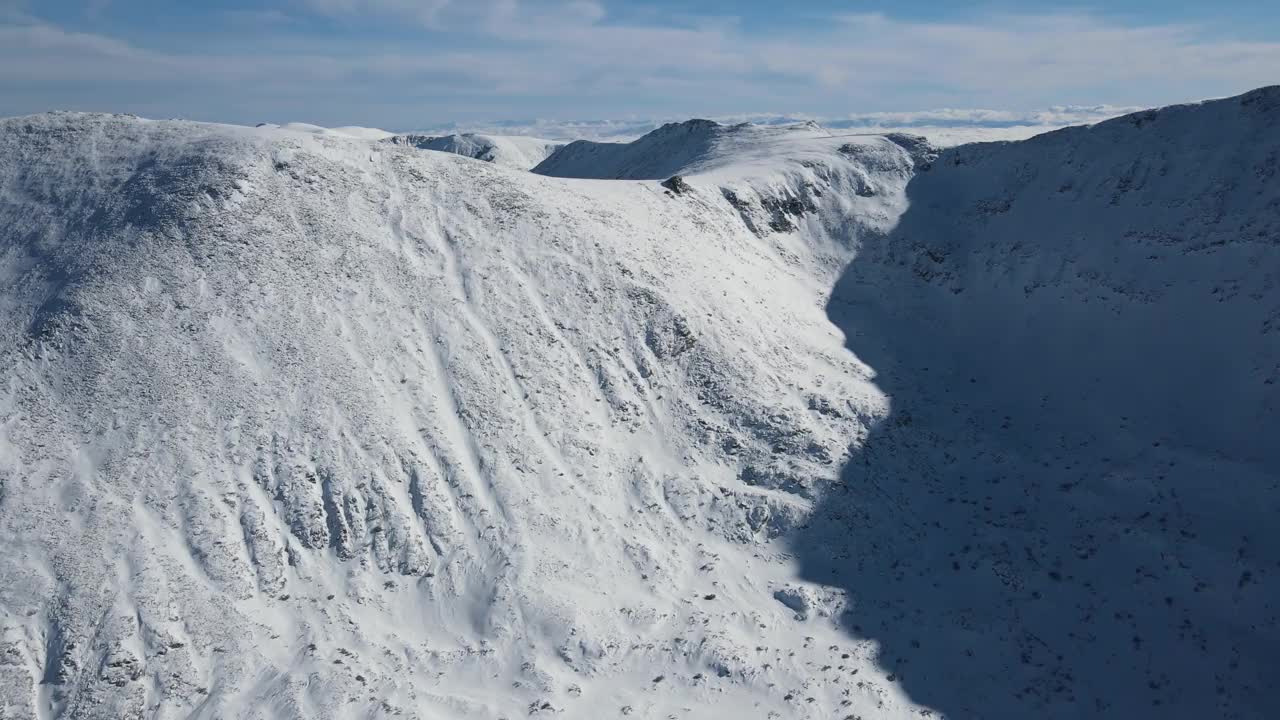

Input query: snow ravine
[0,86,1277,720]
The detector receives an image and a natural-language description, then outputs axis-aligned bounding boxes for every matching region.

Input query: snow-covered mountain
[532,119,842,180]
[258,122,397,141]
[385,133,565,170]
[0,111,904,720]
[804,86,1280,720]
[0,86,1277,720]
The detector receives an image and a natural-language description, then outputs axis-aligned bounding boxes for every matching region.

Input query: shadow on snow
[794,151,1280,719]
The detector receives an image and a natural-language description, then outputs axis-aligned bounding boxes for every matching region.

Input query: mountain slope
[384,133,564,170]
[1,87,1278,720]
[531,120,843,180]
[803,85,1280,719]
[0,111,910,720]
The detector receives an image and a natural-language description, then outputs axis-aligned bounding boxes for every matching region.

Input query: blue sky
[1,0,1277,129]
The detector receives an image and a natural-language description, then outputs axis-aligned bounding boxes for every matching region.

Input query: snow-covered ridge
[383,133,566,170]
[532,118,841,179]
[0,86,1277,720]
[260,121,397,141]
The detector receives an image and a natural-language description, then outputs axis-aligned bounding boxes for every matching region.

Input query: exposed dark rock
[661,175,692,195]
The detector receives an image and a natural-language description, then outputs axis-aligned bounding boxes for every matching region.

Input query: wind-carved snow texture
[0,86,1276,720]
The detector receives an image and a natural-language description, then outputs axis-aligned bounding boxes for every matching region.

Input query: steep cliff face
[0,87,1276,720]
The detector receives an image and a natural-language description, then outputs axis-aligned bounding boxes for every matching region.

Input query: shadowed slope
[798,86,1280,719]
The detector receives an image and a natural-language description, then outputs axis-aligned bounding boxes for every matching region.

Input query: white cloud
[811,106,1148,128]
[412,105,1141,144]
[300,0,454,27]
[0,4,1276,127]
[749,12,1280,107]
[222,9,297,25]
[294,0,601,31]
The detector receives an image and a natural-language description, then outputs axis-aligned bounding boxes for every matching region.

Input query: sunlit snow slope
[385,133,565,170]
[0,111,905,720]
[532,119,843,180]
[1,86,1278,720]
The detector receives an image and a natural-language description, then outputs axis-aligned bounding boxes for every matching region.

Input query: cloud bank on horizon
[0,0,1276,130]
[411,105,1149,143]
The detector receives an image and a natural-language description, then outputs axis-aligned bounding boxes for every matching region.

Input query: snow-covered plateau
[0,87,1277,720]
